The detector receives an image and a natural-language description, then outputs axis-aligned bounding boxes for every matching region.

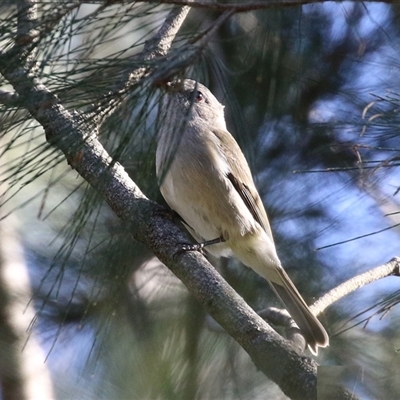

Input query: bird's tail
[270,268,329,355]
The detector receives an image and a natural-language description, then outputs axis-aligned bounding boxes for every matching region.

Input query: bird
[155,79,329,354]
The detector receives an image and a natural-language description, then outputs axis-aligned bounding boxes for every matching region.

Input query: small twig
[93,7,234,125]
[311,257,400,316]
[142,5,191,59]
[149,9,234,82]
[208,258,400,351]
[92,6,191,124]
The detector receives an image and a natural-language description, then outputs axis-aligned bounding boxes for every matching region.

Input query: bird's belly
[160,174,235,257]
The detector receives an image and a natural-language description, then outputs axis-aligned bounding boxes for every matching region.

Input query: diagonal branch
[92,6,191,124]
[253,258,400,351]
[311,257,400,316]
[91,6,233,126]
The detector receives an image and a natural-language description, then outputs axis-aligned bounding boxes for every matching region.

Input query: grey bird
[156,79,329,354]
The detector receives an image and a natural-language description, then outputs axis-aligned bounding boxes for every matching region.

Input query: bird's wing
[212,128,274,240]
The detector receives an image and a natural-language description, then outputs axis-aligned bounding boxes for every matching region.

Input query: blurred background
[1,2,400,399]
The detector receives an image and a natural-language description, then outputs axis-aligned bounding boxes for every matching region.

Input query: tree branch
[92,5,191,124]
[311,257,400,316]
[16,0,38,46]
[91,6,234,125]
[0,89,19,106]
[246,258,400,352]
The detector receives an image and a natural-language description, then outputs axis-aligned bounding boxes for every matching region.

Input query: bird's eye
[195,90,204,102]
